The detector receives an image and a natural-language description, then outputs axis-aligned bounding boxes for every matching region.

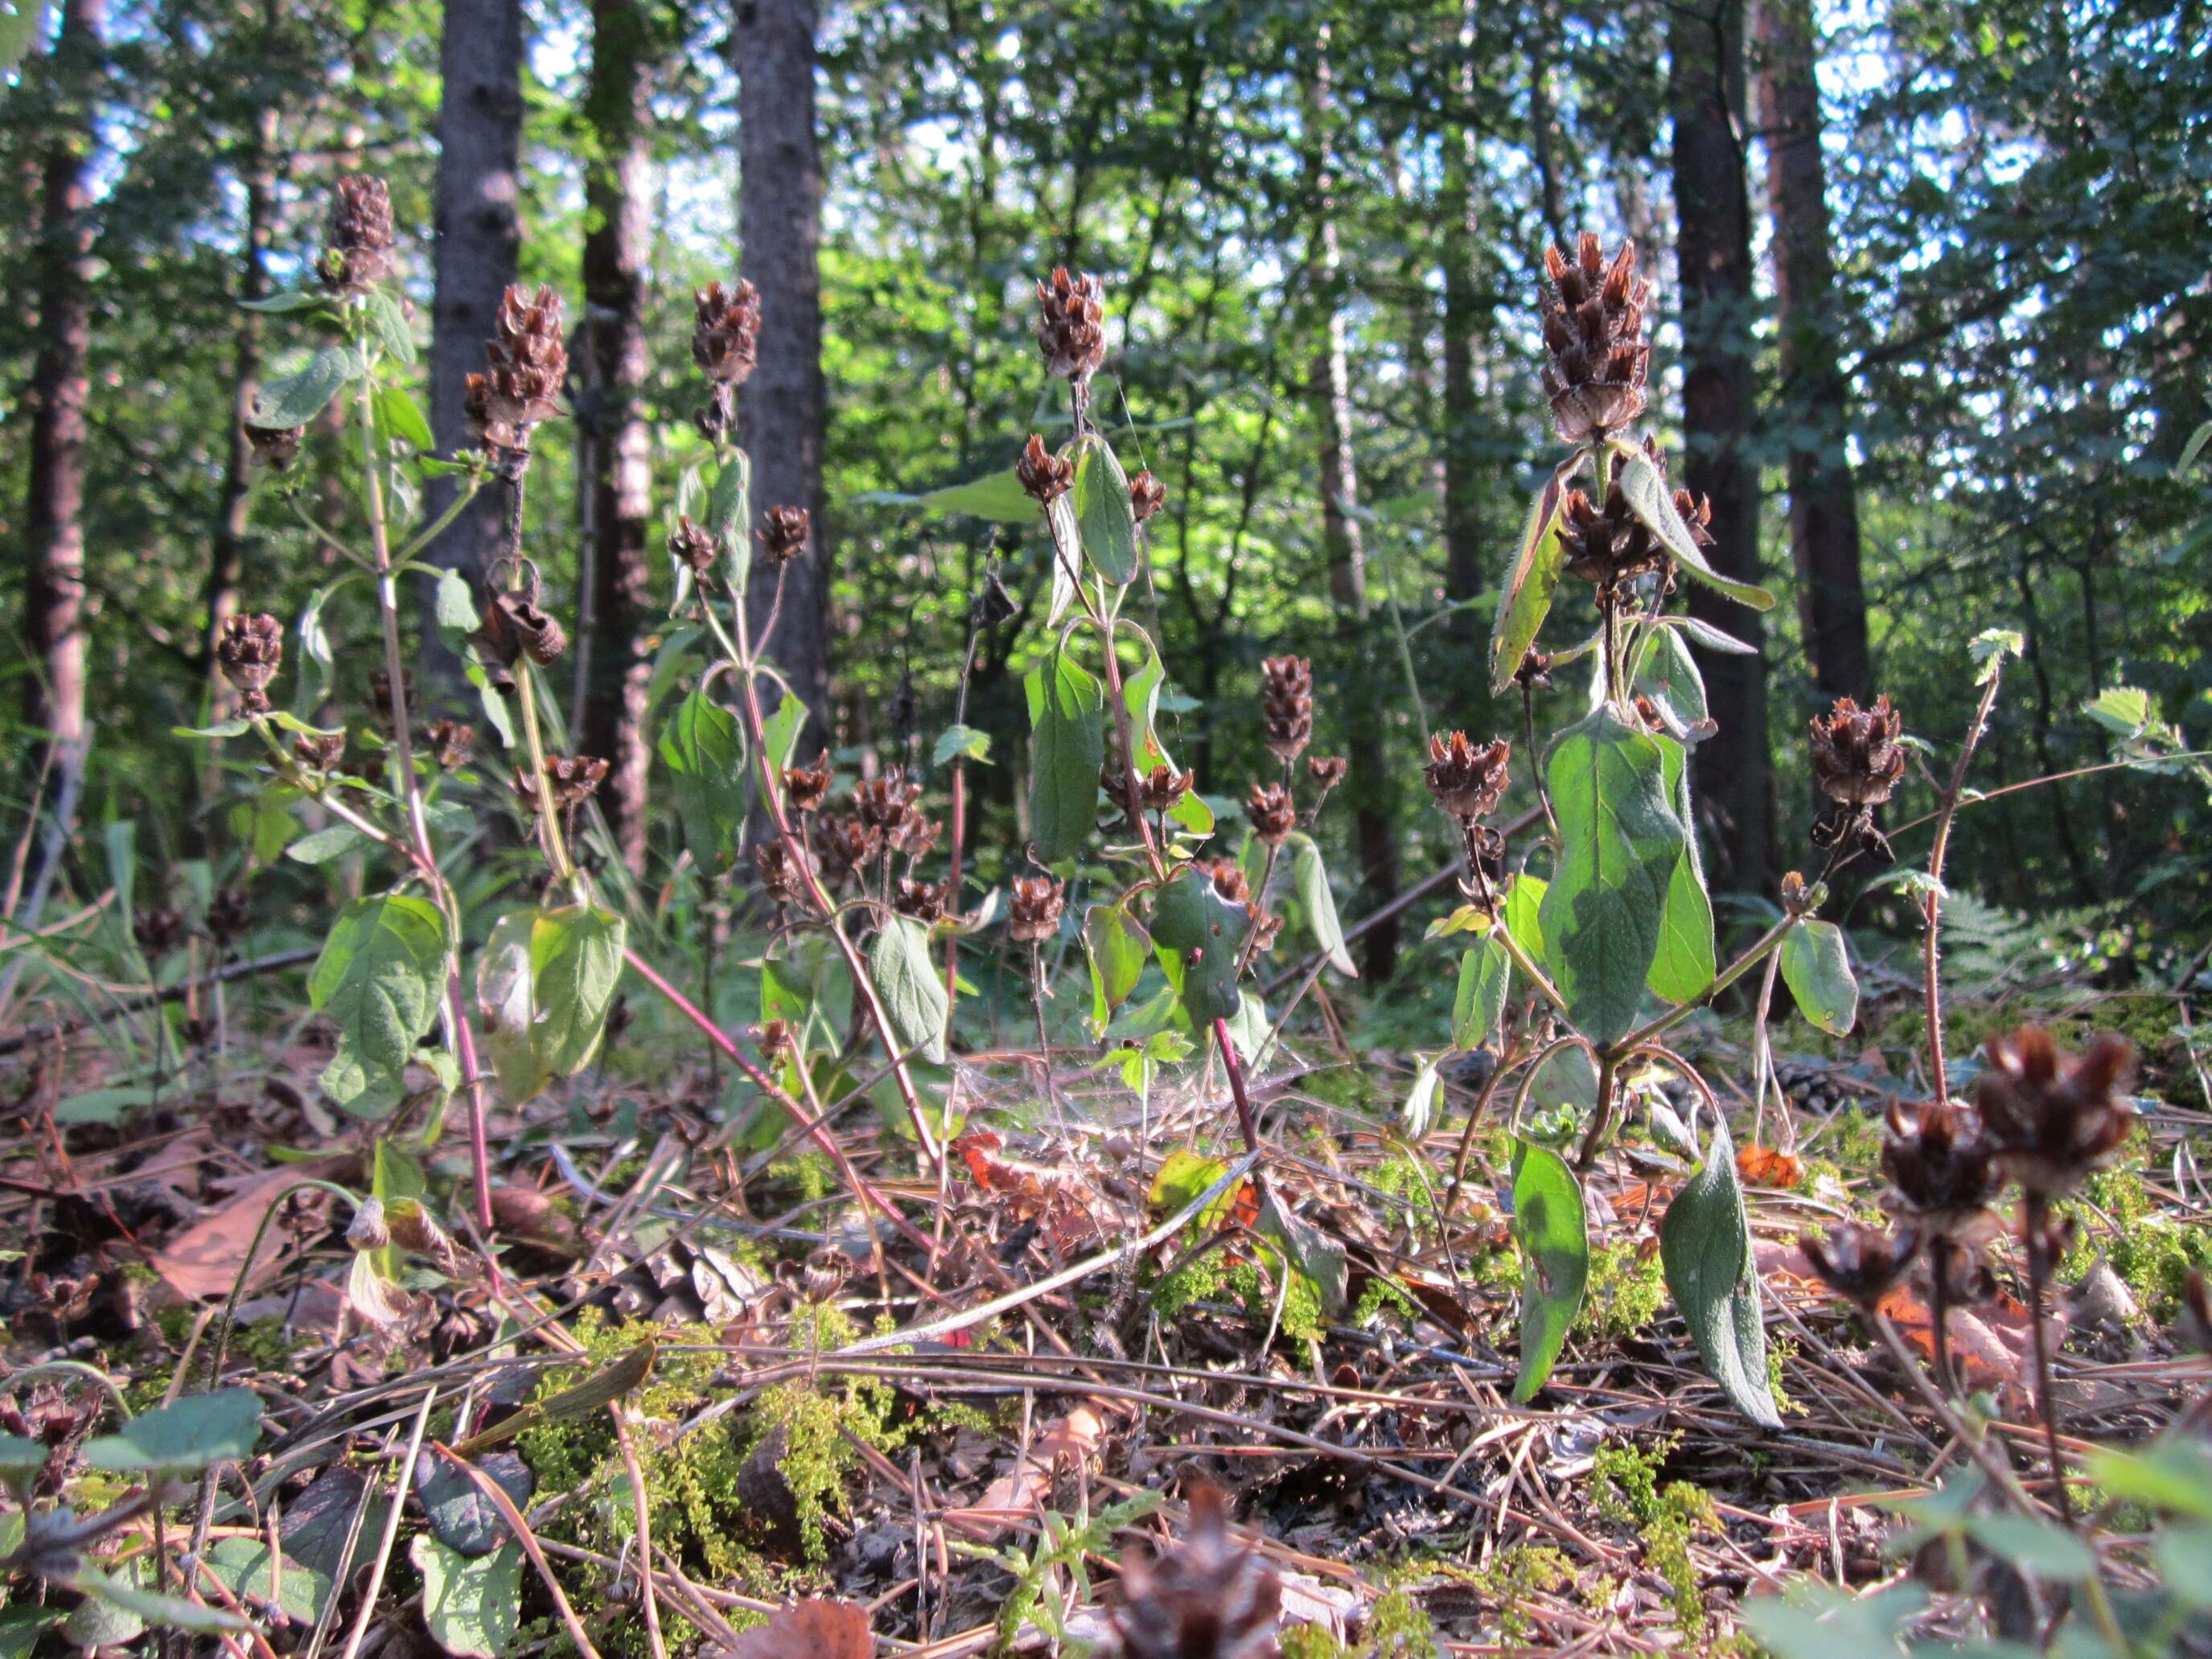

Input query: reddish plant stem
[1924,663,2006,1107]
[2022,1191,2075,1525]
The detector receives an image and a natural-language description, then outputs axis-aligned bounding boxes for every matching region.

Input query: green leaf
[236,290,326,314]
[1149,864,1250,1025]
[1046,495,1080,624]
[657,690,749,869]
[0,1606,63,1659]
[1612,442,1776,610]
[760,689,808,773]
[1083,902,1150,1029]
[1400,1054,1443,1139]
[1961,1513,2095,1581]
[1289,834,1355,977]
[206,1538,331,1626]
[373,382,434,451]
[1659,1110,1782,1427]
[1969,626,2024,684]
[1121,642,1212,836]
[477,911,550,1104]
[853,467,1039,524]
[1071,433,1139,585]
[1148,1150,1246,1230]
[1647,733,1716,1006]
[1740,1582,1924,1659]
[933,723,992,767]
[1510,1139,1589,1402]
[1633,626,1712,734]
[706,451,752,592]
[410,1537,522,1659]
[84,1389,261,1474]
[253,343,360,429]
[1671,614,1758,655]
[1257,1189,1348,1317]
[1488,455,1580,693]
[869,914,948,1065]
[175,717,253,740]
[2159,1522,2212,1607]
[2087,1440,2212,1521]
[1453,934,1511,1050]
[286,823,368,866]
[530,904,627,1076]
[1780,920,1857,1036]
[364,290,417,366]
[414,1448,534,1558]
[1503,873,1548,986]
[309,893,452,1089]
[1539,709,1685,1046]
[1024,647,1104,863]
[2082,684,2152,739]
[70,1571,249,1635]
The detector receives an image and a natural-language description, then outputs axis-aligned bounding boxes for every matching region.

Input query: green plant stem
[1606,914,1796,1060]
[1746,938,1786,1150]
[390,473,486,565]
[1490,910,1568,1015]
[1573,1049,1621,1173]
[1923,662,2006,1107]
[515,665,575,885]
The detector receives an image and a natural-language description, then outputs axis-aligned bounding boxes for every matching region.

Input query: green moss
[767,1153,837,1204]
[2058,1164,2212,1321]
[1279,1587,1438,1659]
[1591,1439,1712,1638]
[1151,1246,1231,1321]
[1573,1240,1666,1342]
[1413,1546,1571,1649]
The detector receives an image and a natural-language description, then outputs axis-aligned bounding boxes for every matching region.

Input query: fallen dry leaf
[722,1599,870,1659]
[944,1402,1108,1539]
[1736,1144,1803,1189]
[149,1153,356,1301]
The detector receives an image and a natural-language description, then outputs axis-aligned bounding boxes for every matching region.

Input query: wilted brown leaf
[149,1153,356,1300]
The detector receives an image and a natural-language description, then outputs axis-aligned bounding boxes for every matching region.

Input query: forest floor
[3,951,2208,1657]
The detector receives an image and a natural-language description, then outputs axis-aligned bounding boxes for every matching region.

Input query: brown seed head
[479,589,568,668]
[1260,655,1314,763]
[293,731,346,772]
[473,285,567,457]
[894,877,951,924]
[1248,782,1297,847]
[1512,647,1555,692]
[755,840,816,906]
[1809,695,1906,809]
[323,174,396,294]
[1306,754,1348,792]
[1035,267,1107,384]
[1008,874,1066,943]
[245,421,303,470]
[853,775,923,836]
[817,815,882,889]
[693,279,760,386]
[1110,1482,1281,1659]
[1200,857,1251,906]
[756,1018,795,1065]
[892,814,943,859]
[541,755,608,811]
[1974,1026,2135,1197]
[426,721,475,770]
[1538,233,1651,443]
[1558,441,1674,591]
[1424,732,1511,822]
[1129,469,1166,524]
[671,515,719,580]
[1016,433,1073,505]
[206,885,253,945]
[757,505,810,567]
[783,750,833,814]
[1800,1222,1921,1309]
[134,908,183,957]
[1881,1097,2001,1244]
[217,613,285,715]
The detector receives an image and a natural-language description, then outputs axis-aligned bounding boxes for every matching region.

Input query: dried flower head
[757,505,810,567]
[1558,455,1672,592]
[1112,1483,1282,1659]
[1975,1026,2135,1197]
[471,285,567,460]
[1810,695,1906,810]
[1307,754,1348,792]
[1260,655,1314,763]
[1248,782,1297,847]
[1800,1222,1921,1309]
[894,877,950,923]
[693,278,760,386]
[1008,874,1066,943]
[755,840,816,906]
[854,775,923,836]
[817,815,882,889]
[322,174,396,294]
[783,750,833,814]
[245,421,303,470]
[1881,1097,2001,1245]
[292,730,344,770]
[1016,433,1073,505]
[1538,233,1651,443]
[756,1018,796,1065]
[542,756,608,811]
[478,589,569,668]
[671,515,719,581]
[1200,857,1251,906]
[1424,732,1511,822]
[134,908,183,956]
[1130,469,1166,524]
[206,885,253,946]
[426,721,475,770]
[892,814,943,859]
[1036,267,1108,384]
[0,1382,97,1497]
[1512,648,1554,692]
[216,613,285,716]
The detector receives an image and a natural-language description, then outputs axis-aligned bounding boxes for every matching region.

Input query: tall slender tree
[734,0,832,728]
[573,0,657,870]
[426,0,524,596]
[1670,0,1773,891]
[1756,0,1871,703]
[17,0,105,902]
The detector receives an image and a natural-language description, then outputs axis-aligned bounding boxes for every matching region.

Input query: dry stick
[2021,1191,2075,1525]
[607,1413,668,1659]
[331,1385,436,1659]
[0,948,316,1057]
[1923,659,2008,1108]
[435,1440,605,1659]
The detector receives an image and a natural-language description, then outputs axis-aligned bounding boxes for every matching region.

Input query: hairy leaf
[1659,1111,1782,1427]
[1780,919,1857,1036]
[1647,732,1716,1005]
[657,689,750,870]
[1612,443,1776,610]
[1072,433,1139,585]
[1453,934,1511,1050]
[1149,864,1250,1025]
[309,893,450,1109]
[869,913,948,1064]
[1488,454,1581,693]
[1290,834,1355,976]
[1510,1139,1589,1402]
[1083,902,1149,1030]
[410,1537,522,1659]
[529,903,627,1076]
[253,343,359,429]
[85,1390,261,1474]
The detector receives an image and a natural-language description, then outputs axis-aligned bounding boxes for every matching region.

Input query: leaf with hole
[1149,864,1250,1025]
[1510,1139,1589,1402]
[1659,1110,1782,1427]
[1780,919,1857,1036]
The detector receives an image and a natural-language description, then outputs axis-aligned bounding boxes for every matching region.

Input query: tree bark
[573,0,656,872]
[1670,0,1773,893]
[735,0,832,730]
[1439,0,1488,664]
[426,0,524,604]
[1307,35,1401,981]
[18,0,105,901]
[1755,0,1871,703]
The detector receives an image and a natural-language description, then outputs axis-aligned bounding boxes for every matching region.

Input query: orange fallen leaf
[944,1403,1108,1540]
[1736,1144,1803,1189]
[724,1599,870,1659]
[150,1154,356,1301]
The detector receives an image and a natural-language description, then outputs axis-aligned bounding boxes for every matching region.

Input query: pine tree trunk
[1756,0,1872,703]
[1308,37,1401,980]
[574,0,655,872]
[18,0,104,901]
[1670,0,1774,893]
[426,0,523,602]
[1439,0,1487,664]
[735,0,832,731]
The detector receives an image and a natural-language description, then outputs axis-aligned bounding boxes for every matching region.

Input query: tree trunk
[18,0,105,901]
[1439,0,1488,666]
[735,0,832,731]
[574,0,655,872]
[1755,0,1871,703]
[1670,0,1773,892]
[1307,35,1401,981]
[426,0,524,607]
